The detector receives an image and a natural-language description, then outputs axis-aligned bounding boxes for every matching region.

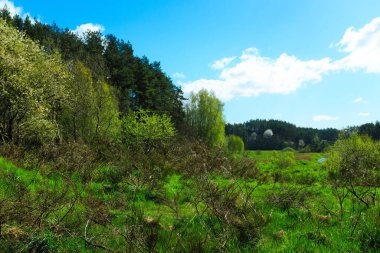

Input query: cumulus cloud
[334,17,380,73]
[0,0,22,16]
[239,47,259,60]
[182,79,236,101]
[211,56,236,70]
[183,17,380,101]
[72,23,105,38]
[313,115,339,122]
[183,49,332,101]
[358,112,370,117]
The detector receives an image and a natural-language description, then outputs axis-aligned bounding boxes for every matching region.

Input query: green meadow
[1,148,378,252]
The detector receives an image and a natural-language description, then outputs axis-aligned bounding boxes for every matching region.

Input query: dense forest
[226,120,339,151]
[0,8,379,252]
[0,8,184,144]
[226,120,380,151]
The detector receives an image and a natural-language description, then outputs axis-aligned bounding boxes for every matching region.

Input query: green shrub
[358,206,380,252]
[93,166,124,185]
[271,151,295,168]
[267,186,314,213]
[226,135,244,154]
[121,110,176,151]
[326,134,380,185]
[282,147,296,153]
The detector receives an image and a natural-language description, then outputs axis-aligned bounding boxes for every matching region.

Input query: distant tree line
[358,122,380,140]
[227,120,380,151]
[226,120,339,151]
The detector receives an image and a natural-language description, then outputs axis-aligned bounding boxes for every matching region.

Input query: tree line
[1,7,380,153]
[225,120,339,151]
[226,119,380,151]
[0,8,184,127]
[0,8,185,147]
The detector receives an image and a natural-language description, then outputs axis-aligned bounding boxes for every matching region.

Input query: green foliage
[0,142,379,252]
[61,61,95,140]
[271,151,295,168]
[2,7,380,253]
[326,134,380,186]
[121,110,176,151]
[93,79,121,140]
[185,89,225,147]
[226,134,245,154]
[310,133,331,152]
[326,134,379,212]
[226,119,339,151]
[1,8,184,128]
[60,61,121,141]
[282,147,297,153]
[0,18,71,145]
[358,121,380,140]
[358,206,380,252]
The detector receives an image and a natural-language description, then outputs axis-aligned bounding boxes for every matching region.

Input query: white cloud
[183,49,332,101]
[313,115,339,122]
[0,0,22,16]
[240,47,259,60]
[358,112,370,117]
[183,17,380,101]
[354,97,363,103]
[334,17,380,73]
[0,1,38,23]
[72,23,105,38]
[172,72,186,79]
[182,79,235,100]
[211,56,236,70]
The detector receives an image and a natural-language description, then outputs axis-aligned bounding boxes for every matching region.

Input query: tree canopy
[226,119,339,151]
[185,90,226,147]
[226,135,245,154]
[0,18,71,145]
[0,9,184,127]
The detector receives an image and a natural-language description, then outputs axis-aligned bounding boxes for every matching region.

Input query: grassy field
[0,149,379,252]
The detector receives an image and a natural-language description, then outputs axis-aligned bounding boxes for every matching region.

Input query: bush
[226,135,244,154]
[282,147,296,153]
[271,151,295,168]
[195,178,268,248]
[267,186,314,213]
[326,134,380,213]
[326,134,380,185]
[121,110,176,152]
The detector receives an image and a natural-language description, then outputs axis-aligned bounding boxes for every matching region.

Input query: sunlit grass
[0,152,378,252]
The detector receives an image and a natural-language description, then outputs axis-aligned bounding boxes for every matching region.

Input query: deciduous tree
[185,90,225,147]
[0,19,71,145]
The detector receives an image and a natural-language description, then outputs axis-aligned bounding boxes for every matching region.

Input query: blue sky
[2,0,380,129]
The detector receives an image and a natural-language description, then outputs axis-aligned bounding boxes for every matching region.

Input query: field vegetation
[0,136,379,252]
[0,9,379,252]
